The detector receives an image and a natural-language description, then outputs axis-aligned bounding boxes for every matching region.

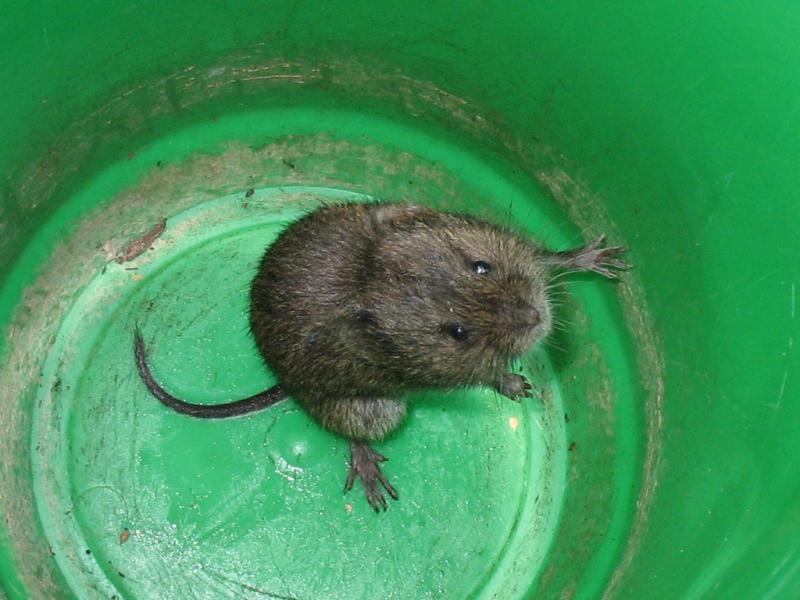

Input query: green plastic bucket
[1,3,798,599]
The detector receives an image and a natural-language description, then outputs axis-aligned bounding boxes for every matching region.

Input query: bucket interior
[1,3,798,599]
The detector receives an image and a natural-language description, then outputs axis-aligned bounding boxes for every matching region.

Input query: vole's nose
[509,301,540,329]
[520,307,541,328]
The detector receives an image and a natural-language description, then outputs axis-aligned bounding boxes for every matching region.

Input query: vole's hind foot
[344,440,398,512]
[497,373,536,401]
[543,235,632,279]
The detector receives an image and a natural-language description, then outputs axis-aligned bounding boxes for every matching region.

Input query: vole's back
[249,203,381,400]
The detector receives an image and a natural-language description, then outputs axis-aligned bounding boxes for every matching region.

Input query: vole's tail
[133,326,287,418]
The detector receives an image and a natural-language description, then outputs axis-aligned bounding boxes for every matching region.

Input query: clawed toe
[498,373,538,401]
[545,237,632,279]
[345,440,399,512]
[576,241,632,279]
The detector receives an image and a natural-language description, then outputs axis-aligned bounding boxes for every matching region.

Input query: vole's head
[359,204,552,386]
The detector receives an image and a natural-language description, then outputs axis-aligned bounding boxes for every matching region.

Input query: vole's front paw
[345,440,399,512]
[497,373,534,401]
[572,236,631,279]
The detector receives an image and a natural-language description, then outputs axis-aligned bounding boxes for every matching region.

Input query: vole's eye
[471,261,491,274]
[445,323,470,341]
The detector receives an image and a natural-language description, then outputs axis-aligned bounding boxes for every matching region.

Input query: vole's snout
[513,309,541,336]
[502,283,553,349]
[512,294,540,323]
[521,307,541,329]
[502,300,540,332]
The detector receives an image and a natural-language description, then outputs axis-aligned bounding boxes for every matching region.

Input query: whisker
[545,290,570,300]
[544,338,567,353]
[547,271,576,285]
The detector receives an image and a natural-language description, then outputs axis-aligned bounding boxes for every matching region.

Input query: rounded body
[249,202,550,439]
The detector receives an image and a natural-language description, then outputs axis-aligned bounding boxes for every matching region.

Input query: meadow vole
[134,202,630,511]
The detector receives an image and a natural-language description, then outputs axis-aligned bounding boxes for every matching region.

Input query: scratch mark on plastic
[769,282,797,419]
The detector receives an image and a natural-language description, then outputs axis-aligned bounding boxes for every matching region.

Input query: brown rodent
[135,201,630,511]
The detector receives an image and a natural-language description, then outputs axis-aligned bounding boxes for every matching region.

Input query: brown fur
[249,202,553,441]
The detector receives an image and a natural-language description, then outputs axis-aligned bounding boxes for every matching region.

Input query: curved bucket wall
[1,3,798,599]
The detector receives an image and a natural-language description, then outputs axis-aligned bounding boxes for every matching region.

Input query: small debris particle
[245,188,255,198]
[101,240,116,261]
[156,160,163,167]
[345,503,354,514]
[116,218,167,264]
[281,158,296,169]
[568,442,577,452]
[508,416,520,431]
[118,571,125,579]
[119,528,130,544]
[85,548,92,555]
[564,413,570,423]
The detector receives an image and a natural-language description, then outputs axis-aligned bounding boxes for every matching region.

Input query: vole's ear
[368,203,433,229]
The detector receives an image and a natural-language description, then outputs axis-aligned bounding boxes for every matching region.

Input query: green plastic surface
[0,2,798,599]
